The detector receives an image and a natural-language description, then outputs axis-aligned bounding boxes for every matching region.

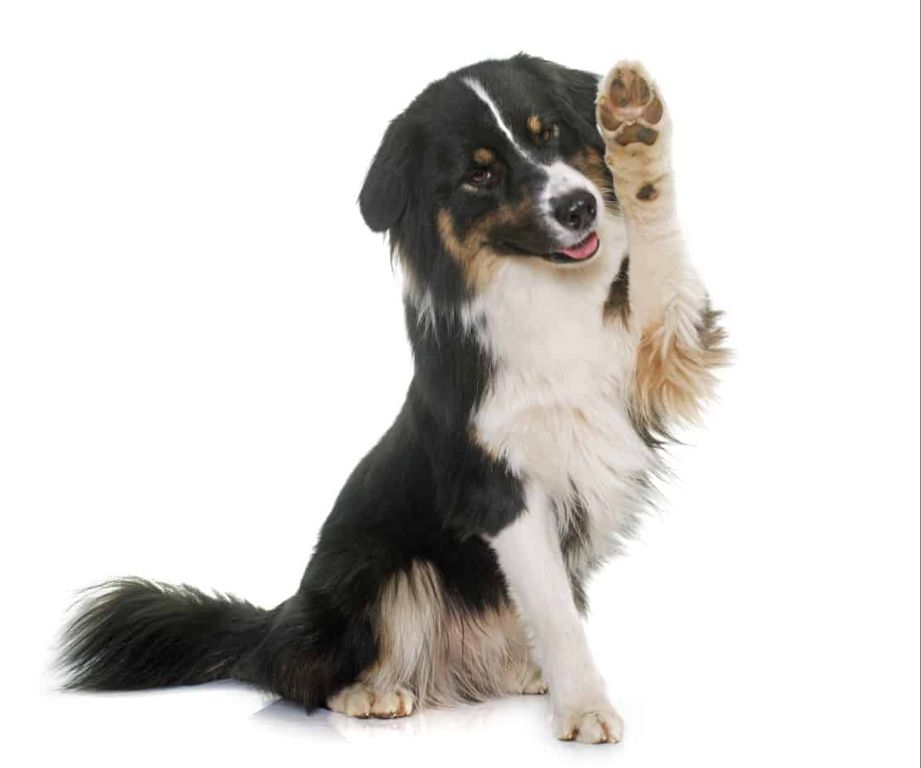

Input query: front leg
[490,484,623,745]
[597,62,728,435]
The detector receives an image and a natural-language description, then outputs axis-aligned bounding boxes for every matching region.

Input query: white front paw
[554,705,624,744]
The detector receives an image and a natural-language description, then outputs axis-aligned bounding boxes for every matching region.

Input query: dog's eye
[467,168,493,185]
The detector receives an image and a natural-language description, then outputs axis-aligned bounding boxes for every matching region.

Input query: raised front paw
[554,705,624,744]
[596,62,671,194]
[597,61,665,147]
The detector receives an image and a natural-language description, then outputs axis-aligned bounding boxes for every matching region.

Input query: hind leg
[339,559,540,711]
[326,656,543,720]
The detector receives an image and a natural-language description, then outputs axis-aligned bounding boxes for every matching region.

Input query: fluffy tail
[59,578,273,691]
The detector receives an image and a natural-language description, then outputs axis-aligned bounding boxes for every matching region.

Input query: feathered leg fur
[597,62,729,436]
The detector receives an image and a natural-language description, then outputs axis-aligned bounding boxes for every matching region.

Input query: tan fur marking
[366,561,536,708]
[437,203,533,290]
[527,114,542,135]
[473,147,494,166]
[569,147,615,207]
[633,310,729,430]
[437,210,500,290]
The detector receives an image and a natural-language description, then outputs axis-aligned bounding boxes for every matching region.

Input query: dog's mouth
[500,231,600,265]
[545,232,600,264]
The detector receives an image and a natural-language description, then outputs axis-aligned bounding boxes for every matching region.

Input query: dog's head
[359,55,615,303]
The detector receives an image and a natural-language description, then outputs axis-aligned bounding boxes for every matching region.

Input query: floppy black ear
[359,114,417,233]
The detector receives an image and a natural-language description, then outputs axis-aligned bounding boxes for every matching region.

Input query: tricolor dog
[61,56,728,744]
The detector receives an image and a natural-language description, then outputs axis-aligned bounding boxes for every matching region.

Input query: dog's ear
[359,114,418,233]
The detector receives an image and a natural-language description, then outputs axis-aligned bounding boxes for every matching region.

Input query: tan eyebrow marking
[473,148,495,165]
[527,115,542,136]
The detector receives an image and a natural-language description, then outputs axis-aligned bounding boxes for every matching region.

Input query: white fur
[389,62,718,746]
[596,62,709,346]
[490,482,623,742]
[472,206,650,746]
[611,170,708,344]
[463,78,533,161]
[472,209,656,567]
[539,160,605,247]
[463,79,600,250]
[474,62,717,744]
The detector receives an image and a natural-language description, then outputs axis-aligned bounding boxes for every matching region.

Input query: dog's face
[360,55,615,300]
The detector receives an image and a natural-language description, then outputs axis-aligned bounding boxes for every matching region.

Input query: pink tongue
[558,232,599,260]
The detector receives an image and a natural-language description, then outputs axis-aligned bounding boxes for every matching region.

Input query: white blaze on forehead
[462,77,533,161]
[543,160,601,202]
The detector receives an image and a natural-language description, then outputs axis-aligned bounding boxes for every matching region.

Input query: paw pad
[598,63,665,146]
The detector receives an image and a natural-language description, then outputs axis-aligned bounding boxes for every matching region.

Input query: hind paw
[326,683,415,719]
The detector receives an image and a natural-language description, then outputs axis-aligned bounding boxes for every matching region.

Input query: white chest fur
[471,215,654,566]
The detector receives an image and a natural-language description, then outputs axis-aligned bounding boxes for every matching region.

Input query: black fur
[558,495,593,615]
[360,54,612,311]
[605,255,631,321]
[60,579,272,690]
[59,54,622,709]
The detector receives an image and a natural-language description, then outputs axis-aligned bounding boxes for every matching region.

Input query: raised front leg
[491,484,623,745]
[597,62,728,435]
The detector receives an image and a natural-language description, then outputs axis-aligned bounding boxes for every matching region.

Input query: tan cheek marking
[632,310,729,431]
[438,196,537,290]
[569,147,615,205]
[437,209,501,290]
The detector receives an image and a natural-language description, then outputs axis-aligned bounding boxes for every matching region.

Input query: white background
[1,1,918,765]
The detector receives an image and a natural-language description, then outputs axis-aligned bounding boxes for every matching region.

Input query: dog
[59,56,727,744]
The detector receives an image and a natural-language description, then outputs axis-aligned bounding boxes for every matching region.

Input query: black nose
[552,190,597,231]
